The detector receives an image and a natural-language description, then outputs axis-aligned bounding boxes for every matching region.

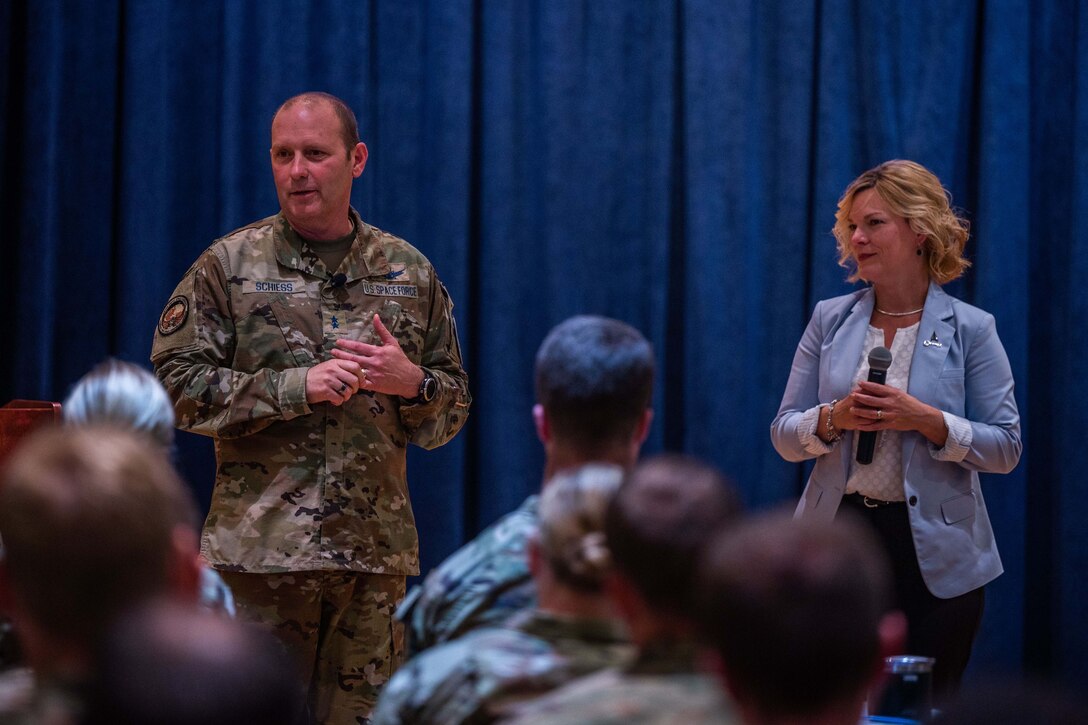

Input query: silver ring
[338,382,347,394]
[876,409,883,420]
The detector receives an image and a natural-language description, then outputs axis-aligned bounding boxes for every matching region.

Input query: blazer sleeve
[771,301,829,462]
[958,311,1022,474]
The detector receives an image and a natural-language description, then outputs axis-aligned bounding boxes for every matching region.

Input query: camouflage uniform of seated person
[502,455,744,725]
[373,464,633,724]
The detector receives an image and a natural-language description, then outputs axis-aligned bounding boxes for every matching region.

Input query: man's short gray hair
[64,359,175,450]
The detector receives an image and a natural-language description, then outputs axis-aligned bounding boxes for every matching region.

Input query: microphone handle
[855,368,888,465]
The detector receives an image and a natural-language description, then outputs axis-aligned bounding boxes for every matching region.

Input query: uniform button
[908,495,918,506]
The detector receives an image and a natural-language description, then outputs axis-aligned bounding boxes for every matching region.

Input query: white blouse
[796,322,973,500]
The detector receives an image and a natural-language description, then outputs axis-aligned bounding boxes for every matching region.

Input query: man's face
[270,101,367,240]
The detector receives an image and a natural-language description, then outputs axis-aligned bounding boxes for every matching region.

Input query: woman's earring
[916,247,923,256]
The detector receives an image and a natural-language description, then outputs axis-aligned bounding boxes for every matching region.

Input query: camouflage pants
[220,570,405,725]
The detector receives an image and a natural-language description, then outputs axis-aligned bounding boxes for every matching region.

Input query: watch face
[421,374,437,401]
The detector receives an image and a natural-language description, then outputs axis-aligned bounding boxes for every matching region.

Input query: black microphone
[855,346,893,465]
[330,273,347,288]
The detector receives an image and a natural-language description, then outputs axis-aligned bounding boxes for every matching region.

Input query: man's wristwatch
[413,370,437,404]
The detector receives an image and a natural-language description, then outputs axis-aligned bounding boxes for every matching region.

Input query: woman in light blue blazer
[771,160,1021,697]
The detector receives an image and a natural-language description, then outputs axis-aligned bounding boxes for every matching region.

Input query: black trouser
[838,493,985,700]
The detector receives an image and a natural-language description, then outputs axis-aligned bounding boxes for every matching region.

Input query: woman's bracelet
[825,399,843,443]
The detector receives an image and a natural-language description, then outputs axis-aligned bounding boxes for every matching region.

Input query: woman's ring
[338,382,347,394]
[876,409,883,420]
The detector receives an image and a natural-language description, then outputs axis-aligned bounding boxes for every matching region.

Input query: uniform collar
[273,208,391,281]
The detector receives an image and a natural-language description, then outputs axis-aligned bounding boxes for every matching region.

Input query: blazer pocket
[937,367,966,416]
[941,491,977,524]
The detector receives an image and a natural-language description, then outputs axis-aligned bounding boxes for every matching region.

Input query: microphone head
[867,346,893,372]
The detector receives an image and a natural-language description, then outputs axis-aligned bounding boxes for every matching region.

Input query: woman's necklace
[875,306,923,317]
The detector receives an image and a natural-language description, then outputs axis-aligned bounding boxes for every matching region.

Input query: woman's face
[846,188,925,287]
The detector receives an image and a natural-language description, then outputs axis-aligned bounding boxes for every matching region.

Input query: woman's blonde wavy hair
[833,159,971,284]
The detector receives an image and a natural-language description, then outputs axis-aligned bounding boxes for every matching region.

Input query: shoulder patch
[158,295,190,336]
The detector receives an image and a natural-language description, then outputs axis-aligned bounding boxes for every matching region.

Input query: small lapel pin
[922,331,943,348]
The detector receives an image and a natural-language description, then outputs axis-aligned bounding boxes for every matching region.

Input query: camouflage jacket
[372,609,633,725]
[151,210,470,575]
[398,495,539,654]
[500,640,738,724]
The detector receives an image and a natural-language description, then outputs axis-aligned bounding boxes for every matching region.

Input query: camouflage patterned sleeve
[150,251,311,439]
[398,274,471,449]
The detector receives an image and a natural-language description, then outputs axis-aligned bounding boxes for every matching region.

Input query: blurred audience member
[81,601,302,725]
[63,359,176,450]
[0,426,202,723]
[694,509,906,725]
[374,464,632,724]
[399,315,655,655]
[503,454,743,724]
[63,359,235,618]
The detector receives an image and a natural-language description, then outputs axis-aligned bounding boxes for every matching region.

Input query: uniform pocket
[234,301,306,370]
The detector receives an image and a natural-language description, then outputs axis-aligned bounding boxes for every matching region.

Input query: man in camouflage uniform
[372,465,633,724]
[397,315,653,656]
[503,455,743,725]
[150,92,470,724]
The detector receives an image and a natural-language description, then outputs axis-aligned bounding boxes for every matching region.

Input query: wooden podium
[0,399,62,468]
[0,400,59,666]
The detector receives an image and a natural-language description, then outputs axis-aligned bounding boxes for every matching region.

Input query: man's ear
[533,404,550,444]
[351,142,368,178]
[878,610,908,659]
[869,609,909,691]
[604,571,643,624]
[0,558,12,613]
[634,409,653,446]
[527,534,543,580]
[699,647,744,703]
[168,526,202,603]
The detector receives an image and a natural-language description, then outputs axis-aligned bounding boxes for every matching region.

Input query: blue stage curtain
[1,0,1083,685]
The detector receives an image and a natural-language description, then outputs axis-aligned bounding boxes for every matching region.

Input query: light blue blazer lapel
[829,289,873,397]
[904,281,955,473]
[829,289,874,476]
